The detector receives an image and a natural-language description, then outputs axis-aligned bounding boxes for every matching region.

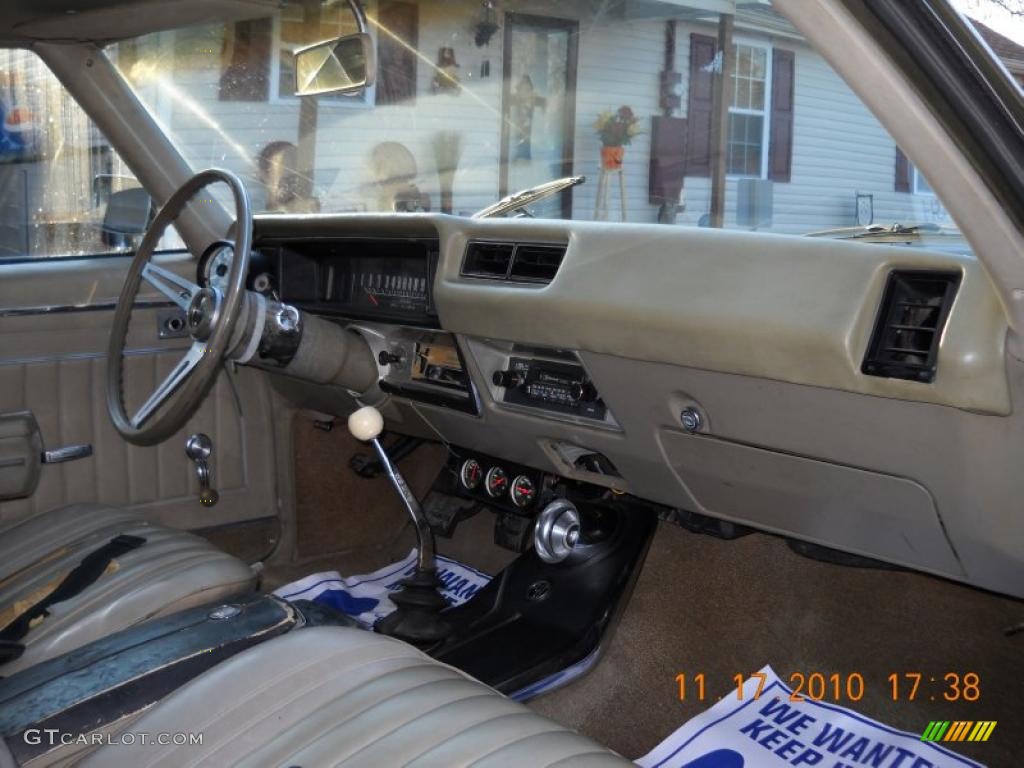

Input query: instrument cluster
[246,237,440,326]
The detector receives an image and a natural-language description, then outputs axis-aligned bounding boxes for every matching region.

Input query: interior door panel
[0,252,278,532]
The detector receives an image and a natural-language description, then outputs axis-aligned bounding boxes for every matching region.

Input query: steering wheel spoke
[131,343,207,429]
[142,262,201,310]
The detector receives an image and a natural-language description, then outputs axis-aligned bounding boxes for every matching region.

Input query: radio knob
[492,369,523,389]
[569,381,597,403]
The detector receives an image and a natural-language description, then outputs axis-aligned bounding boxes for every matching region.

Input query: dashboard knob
[569,381,597,403]
[378,350,402,366]
[492,369,523,388]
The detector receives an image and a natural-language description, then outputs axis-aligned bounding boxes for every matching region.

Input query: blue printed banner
[272,549,490,628]
[637,667,985,768]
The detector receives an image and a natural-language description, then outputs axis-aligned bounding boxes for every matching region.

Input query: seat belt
[0,534,146,663]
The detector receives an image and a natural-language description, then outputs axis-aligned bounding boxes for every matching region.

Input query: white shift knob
[348,405,384,441]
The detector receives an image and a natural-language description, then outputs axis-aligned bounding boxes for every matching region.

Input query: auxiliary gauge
[460,459,483,490]
[510,475,536,508]
[485,466,509,498]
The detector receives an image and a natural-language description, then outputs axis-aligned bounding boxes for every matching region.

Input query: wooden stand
[593,166,627,221]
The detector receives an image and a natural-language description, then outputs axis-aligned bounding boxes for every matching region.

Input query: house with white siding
[5,0,1004,259]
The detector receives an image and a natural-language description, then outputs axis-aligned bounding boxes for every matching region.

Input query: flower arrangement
[593,106,642,148]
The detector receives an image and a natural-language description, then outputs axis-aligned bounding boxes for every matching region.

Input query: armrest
[0,411,42,501]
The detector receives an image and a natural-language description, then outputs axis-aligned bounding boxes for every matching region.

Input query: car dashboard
[242,220,618,427]
[231,211,1022,599]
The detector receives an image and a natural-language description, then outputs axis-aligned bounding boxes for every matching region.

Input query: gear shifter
[347,406,450,645]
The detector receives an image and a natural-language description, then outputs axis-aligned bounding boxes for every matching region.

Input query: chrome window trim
[0,298,174,319]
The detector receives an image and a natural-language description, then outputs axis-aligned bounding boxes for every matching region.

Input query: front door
[500,13,579,219]
[0,49,279,539]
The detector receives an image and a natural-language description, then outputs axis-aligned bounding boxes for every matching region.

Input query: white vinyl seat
[81,625,630,767]
[0,503,255,675]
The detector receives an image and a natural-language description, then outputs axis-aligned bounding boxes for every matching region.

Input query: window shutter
[219,18,272,102]
[649,116,688,204]
[377,2,419,106]
[768,48,794,183]
[894,146,911,192]
[685,33,717,178]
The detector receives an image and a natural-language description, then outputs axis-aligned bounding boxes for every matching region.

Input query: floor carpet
[269,428,1023,766]
[291,417,447,559]
[528,522,1023,766]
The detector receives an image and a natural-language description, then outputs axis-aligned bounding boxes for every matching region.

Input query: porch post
[709,14,734,228]
[296,0,322,201]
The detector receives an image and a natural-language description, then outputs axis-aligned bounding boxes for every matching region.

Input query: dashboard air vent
[462,241,567,284]
[509,244,566,284]
[462,242,513,278]
[862,270,960,383]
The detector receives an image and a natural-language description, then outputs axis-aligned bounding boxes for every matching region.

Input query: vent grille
[862,270,960,383]
[462,241,566,285]
[462,242,514,278]
[509,244,566,283]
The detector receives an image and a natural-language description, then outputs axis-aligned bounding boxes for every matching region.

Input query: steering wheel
[106,169,252,446]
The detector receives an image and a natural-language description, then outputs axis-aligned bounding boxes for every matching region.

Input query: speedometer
[485,466,509,498]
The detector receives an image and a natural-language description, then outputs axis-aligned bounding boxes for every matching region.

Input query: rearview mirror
[294,33,375,97]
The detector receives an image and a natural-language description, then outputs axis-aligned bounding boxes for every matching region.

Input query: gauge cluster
[451,453,545,513]
[249,237,440,326]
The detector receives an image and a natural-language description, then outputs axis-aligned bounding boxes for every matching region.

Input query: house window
[270,2,369,104]
[913,167,935,196]
[727,41,772,178]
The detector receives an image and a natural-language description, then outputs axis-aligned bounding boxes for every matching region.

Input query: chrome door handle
[41,444,93,464]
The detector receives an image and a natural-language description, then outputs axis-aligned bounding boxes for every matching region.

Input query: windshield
[112,0,972,251]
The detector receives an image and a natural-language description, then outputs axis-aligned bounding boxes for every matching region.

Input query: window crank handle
[185,433,219,507]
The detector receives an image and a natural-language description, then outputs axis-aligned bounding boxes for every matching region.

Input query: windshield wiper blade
[473,176,585,219]
[805,222,943,240]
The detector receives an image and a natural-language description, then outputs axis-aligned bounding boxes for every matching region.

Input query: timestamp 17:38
[675,672,981,703]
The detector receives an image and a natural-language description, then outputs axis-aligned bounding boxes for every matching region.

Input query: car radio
[492,356,606,420]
